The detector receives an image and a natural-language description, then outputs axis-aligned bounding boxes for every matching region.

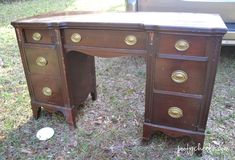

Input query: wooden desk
[11,12,227,154]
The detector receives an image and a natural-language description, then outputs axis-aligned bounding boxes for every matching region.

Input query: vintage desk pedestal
[12,12,227,154]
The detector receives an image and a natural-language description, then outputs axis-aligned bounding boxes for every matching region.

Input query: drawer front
[30,75,63,105]
[25,47,60,75]
[63,29,146,49]
[24,29,53,44]
[154,59,207,95]
[158,33,207,56]
[152,93,201,130]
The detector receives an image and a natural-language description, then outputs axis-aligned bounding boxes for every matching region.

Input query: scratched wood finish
[11,12,227,155]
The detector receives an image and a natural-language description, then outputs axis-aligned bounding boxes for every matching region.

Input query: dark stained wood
[11,12,227,155]
[158,33,208,56]
[154,58,207,95]
[31,101,78,127]
[12,12,227,33]
[25,47,60,75]
[24,29,54,44]
[152,93,201,130]
[66,51,96,105]
[197,36,224,132]
[63,29,146,49]
[30,75,64,105]
[64,45,147,57]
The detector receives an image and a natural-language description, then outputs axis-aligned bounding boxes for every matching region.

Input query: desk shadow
[2,54,233,159]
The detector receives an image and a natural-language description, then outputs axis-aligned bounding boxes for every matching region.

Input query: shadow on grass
[1,50,235,159]
[0,110,199,159]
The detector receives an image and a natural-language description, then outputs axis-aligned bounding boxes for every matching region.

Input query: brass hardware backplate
[125,35,137,46]
[71,33,82,43]
[175,39,189,51]
[36,57,47,67]
[32,32,42,41]
[168,107,183,118]
[171,70,188,83]
[42,87,52,96]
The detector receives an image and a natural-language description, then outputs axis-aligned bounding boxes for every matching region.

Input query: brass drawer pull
[171,70,188,83]
[175,39,189,51]
[168,107,183,118]
[125,35,137,46]
[36,57,47,67]
[32,32,42,41]
[71,33,82,43]
[42,87,52,96]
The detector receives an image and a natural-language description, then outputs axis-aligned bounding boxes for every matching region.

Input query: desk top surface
[12,12,227,33]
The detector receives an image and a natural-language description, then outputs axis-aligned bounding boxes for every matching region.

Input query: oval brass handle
[168,107,183,118]
[42,87,52,96]
[71,33,82,43]
[175,39,189,51]
[171,70,188,83]
[36,57,47,67]
[32,32,42,41]
[125,35,137,46]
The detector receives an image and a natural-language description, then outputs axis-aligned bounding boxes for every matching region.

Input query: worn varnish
[11,12,227,155]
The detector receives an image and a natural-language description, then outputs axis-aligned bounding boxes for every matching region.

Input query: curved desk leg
[31,103,41,119]
[91,90,97,101]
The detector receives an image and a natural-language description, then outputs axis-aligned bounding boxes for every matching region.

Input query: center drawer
[63,29,146,49]
[154,58,207,95]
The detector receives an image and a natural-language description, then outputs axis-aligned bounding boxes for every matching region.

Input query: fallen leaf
[21,148,35,154]
[111,115,118,124]
[94,120,103,125]
[212,140,220,146]
[0,58,3,67]
[0,135,5,141]
[55,156,65,160]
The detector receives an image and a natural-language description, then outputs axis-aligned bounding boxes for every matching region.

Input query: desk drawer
[30,75,63,105]
[24,29,54,44]
[25,47,60,75]
[158,33,207,56]
[154,59,207,95]
[152,93,201,130]
[63,29,146,49]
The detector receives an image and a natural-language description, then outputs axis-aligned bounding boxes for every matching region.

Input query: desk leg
[91,90,97,101]
[63,108,77,128]
[91,57,97,101]
[31,103,41,119]
[193,134,205,156]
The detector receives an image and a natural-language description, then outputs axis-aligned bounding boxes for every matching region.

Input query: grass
[0,0,235,159]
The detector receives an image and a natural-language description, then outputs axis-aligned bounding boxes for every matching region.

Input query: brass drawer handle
[125,35,137,46]
[71,33,82,43]
[32,32,42,41]
[36,57,47,67]
[175,39,189,51]
[42,87,52,96]
[171,70,188,83]
[168,107,183,118]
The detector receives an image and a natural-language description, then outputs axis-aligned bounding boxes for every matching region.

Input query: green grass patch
[0,0,234,159]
